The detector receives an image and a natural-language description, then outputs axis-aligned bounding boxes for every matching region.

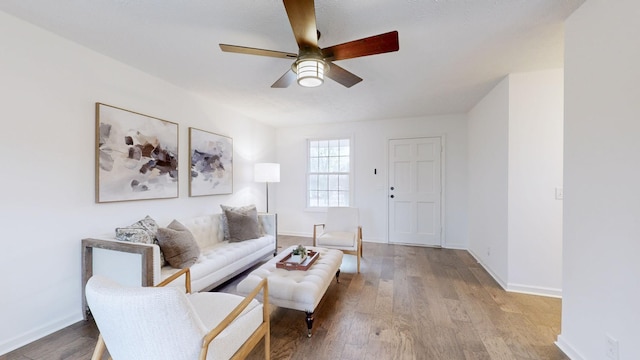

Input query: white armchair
[313,207,363,273]
[85,268,269,360]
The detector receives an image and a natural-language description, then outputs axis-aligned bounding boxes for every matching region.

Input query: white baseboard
[467,249,509,290]
[442,243,467,250]
[277,231,310,238]
[360,237,386,244]
[0,312,81,356]
[467,249,562,298]
[507,283,562,298]
[277,232,386,243]
[555,334,584,360]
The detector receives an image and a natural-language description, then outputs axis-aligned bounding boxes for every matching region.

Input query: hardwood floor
[2,236,568,360]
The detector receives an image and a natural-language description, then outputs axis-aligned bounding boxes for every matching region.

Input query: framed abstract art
[189,127,233,196]
[95,103,179,203]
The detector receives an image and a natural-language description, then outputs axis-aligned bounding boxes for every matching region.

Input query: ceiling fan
[219,0,399,88]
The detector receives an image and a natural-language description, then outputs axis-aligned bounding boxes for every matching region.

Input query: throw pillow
[156,220,200,269]
[220,204,261,240]
[223,205,260,242]
[115,215,158,244]
[115,227,153,244]
[115,215,166,267]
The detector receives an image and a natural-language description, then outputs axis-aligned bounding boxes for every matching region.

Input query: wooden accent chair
[313,207,363,273]
[85,268,269,360]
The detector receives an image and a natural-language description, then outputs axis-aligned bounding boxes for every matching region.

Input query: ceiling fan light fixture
[296,59,325,87]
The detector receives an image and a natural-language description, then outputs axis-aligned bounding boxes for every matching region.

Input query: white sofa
[81,213,277,318]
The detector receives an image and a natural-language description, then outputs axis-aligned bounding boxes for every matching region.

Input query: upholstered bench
[236,246,343,337]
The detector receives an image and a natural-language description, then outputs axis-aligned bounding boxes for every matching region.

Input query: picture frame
[189,127,233,196]
[95,103,179,203]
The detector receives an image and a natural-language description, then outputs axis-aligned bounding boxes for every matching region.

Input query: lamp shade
[254,163,280,183]
[297,59,325,87]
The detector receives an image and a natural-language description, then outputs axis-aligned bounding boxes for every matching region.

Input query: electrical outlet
[606,335,619,360]
[555,187,564,200]
[487,247,491,256]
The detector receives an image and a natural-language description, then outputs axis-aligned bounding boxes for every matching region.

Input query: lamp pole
[265,181,270,213]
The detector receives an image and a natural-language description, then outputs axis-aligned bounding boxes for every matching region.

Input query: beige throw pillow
[220,204,259,241]
[156,220,200,269]
[223,205,260,242]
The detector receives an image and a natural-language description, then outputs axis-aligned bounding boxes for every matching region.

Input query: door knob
[390,186,395,190]
[390,195,395,198]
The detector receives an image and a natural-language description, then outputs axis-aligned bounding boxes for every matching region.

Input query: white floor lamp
[254,163,280,213]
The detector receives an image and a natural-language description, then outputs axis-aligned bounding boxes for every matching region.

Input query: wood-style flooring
[2,236,568,360]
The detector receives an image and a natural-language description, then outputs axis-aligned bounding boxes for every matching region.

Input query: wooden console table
[81,238,155,319]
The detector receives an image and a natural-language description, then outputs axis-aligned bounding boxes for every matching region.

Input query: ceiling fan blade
[326,62,363,88]
[219,44,297,59]
[283,0,318,49]
[322,31,399,61]
[271,69,297,88]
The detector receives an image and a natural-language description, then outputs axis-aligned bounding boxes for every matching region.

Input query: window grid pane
[308,138,351,207]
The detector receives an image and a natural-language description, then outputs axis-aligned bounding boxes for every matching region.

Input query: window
[307,138,351,207]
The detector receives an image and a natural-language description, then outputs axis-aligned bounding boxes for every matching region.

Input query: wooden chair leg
[91,334,107,360]
[264,300,270,359]
[265,328,270,360]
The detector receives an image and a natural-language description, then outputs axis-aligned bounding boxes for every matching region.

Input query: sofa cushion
[223,205,260,242]
[160,234,275,292]
[179,214,221,249]
[317,231,355,248]
[157,220,200,269]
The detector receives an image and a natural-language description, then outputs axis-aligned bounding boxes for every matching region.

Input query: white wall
[0,11,275,354]
[508,70,564,296]
[558,0,640,359]
[467,77,510,285]
[275,115,468,248]
[467,70,564,296]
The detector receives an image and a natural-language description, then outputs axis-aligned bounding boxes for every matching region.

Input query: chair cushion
[188,292,263,360]
[86,276,264,360]
[317,231,355,248]
[86,276,207,360]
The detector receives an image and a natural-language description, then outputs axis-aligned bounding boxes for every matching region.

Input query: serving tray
[276,250,319,271]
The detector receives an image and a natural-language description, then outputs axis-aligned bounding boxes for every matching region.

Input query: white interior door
[388,137,442,247]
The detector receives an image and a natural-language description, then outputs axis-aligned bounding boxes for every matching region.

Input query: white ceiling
[0,0,584,128]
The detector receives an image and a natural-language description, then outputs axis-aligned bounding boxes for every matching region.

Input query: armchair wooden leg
[264,287,270,360]
[265,326,270,360]
[91,334,107,360]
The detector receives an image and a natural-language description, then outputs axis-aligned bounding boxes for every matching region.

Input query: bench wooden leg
[305,312,314,338]
[335,269,340,283]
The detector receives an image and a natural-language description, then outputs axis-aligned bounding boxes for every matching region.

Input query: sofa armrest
[258,213,278,256]
[258,213,276,237]
[81,238,161,319]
